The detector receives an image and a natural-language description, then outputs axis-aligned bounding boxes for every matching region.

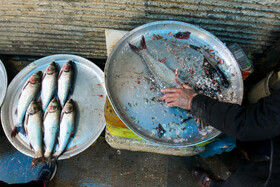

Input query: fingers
[182,84,192,89]
[161,88,181,93]
[160,93,179,101]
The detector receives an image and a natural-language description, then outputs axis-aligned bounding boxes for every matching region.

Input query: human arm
[161,87,280,141]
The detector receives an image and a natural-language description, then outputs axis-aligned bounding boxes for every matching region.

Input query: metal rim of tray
[0,60,8,107]
[105,20,243,147]
[1,54,107,159]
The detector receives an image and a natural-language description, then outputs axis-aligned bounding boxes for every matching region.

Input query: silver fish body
[24,101,43,168]
[129,36,184,89]
[58,61,74,107]
[53,99,75,160]
[12,71,42,136]
[41,62,58,111]
[43,98,60,162]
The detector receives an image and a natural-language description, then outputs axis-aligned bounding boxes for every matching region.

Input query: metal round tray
[105,21,243,147]
[0,60,8,107]
[1,54,106,159]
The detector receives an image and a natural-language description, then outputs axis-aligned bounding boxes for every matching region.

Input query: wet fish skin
[58,61,74,108]
[24,100,44,168]
[128,36,184,90]
[43,98,60,165]
[41,62,58,112]
[12,71,42,137]
[52,99,75,160]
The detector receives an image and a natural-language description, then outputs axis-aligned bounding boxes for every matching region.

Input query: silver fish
[43,98,60,165]
[52,99,75,160]
[41,62,58,112]
[128,36,184,89]
[58,61,74,108]
[24,100,43,168]
[12,71,42,137]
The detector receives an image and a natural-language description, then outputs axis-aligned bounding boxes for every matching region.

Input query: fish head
[47,98,60,113]
[29,71,42,84]
[27,101,41,115]
[63,99,75,114]
[46,62,57,75]
[62,60,73,72]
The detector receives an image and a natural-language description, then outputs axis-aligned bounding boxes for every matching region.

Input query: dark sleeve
[191,90,280,141]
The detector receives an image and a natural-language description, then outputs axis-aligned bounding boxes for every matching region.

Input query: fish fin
[11,127,18,137]
[128,42,140,53]
[140,35,147,49]
[58,69,63,79]
[29,143,33,150]
[30,157,44,169]
[71,130,75,137]
[60,111,64,122]
[43,111,48,121]
[46,157,52,167]
[11,126,25,137]
[25,128,28,136]
[25,114,30,127]
[42,72,46,81]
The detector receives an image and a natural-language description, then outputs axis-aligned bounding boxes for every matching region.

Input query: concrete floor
[0,126,237,187]
[0,55,237,186]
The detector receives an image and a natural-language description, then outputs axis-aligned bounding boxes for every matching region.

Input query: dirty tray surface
[1,54,106,159]
[105,21,243,146]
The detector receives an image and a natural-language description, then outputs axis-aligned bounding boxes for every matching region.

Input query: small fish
[128,36,184,89]
[12,71,42,137]
[52,99,75,160]
[24,101,44,168]
[41,62,58,112]
[173,31,191,40]
[43,98,60,165]
[58,61,74,108]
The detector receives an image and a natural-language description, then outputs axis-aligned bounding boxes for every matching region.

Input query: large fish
[43,98,60,165]
[128,36,184,89]
[52,99,75,160]
[12,71,42,137]
[24,100,44,168]
[58,61,74,108]
[41,62,58,112]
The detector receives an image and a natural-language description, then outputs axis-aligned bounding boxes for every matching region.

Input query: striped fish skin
[41,62,58,112]
[24,100,43,168]
[52,99,75,160]
[12,71,42,137]
[43,98,60,164]
[58,61,74,108]
[129,36,184,89]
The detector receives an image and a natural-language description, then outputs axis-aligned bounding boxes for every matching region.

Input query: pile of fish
[11,61,76,168]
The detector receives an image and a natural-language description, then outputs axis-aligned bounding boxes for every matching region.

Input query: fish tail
[11,125,25,137]
[140,35,147,49]
[52,155,59,163]
[30,157,44,169]
[128,35,147,53]
[44,156,53,167]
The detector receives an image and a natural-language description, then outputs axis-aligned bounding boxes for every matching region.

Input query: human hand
[160,85,197,110]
